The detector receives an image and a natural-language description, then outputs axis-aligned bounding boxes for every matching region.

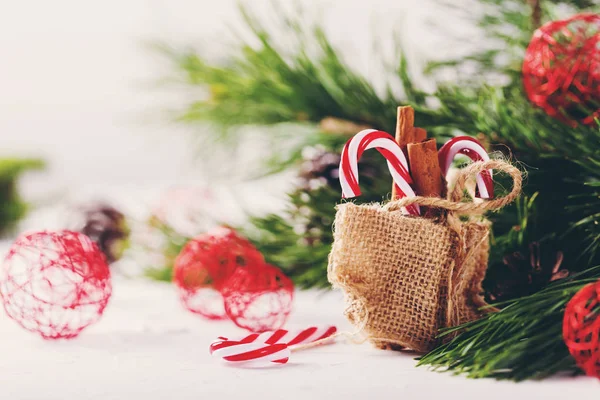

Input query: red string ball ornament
[563,280,600,379]
[173,227,265,319]
[222,263,294,333]
[522,13,600,126]
[0,230,112,339]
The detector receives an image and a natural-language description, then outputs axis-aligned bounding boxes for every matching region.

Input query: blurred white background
[0,0,479,201]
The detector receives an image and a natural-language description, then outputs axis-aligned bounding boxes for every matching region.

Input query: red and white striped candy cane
[210,340,291,366]
[210,326,337,367]
[237,326,337,347]
[438,136,494,199]
[339,129,419,215]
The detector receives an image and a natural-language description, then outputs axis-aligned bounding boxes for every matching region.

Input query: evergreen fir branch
[165,5,403,138]
[418,267,600,380]
[415,81,600,263]
[244,213,333,288]
[243,150,394,288]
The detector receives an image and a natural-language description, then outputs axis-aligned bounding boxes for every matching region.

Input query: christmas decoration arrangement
[3,0,600,385]
[174,226,295,332]
[329,107,521,351]
[164,0,600,380]
[0,230,112,339]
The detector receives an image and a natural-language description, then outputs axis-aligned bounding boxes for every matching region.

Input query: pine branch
[164,5,401,139]
[243,150,394,288]
[418,267,600,380]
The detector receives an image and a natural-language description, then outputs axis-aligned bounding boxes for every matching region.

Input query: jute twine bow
[383,160,522,216]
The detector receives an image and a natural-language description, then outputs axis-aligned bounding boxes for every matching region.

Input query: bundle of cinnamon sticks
[391,106,443,217]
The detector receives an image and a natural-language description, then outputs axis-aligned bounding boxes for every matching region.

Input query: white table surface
[1,276,597,400]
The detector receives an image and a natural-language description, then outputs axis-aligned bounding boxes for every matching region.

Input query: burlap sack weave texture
[447,222,493,328]
[328,160,521,353]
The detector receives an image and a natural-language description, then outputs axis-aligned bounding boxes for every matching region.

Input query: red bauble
[173,227,264,319]
[0,231,112,339]
[563,281,600,379]
[522,13,600,126]
[222,263,294,332]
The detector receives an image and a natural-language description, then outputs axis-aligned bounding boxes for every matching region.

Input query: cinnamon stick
[407,139,443,217]
[413,127,427,143]
[395,106,415,149]
[392,106,415,199]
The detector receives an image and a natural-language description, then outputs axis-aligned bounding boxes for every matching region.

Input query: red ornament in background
[0,231,112,339]
[173,227,264,319]
[563,281,600,379]
[522,13,600,126]
[222,263,294,332]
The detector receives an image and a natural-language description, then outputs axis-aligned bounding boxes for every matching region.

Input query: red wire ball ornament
[522,13,600,126]
[173,227,265,319]
[0,231,112,339]
[563,281,600,379]
[222,263,294,333]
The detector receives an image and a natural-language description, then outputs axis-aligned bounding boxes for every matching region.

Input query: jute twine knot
[384,160,522,216]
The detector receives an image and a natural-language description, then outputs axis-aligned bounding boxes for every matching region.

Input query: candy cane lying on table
[237,326,337,347]
[339,129,419,216]
[210,326,337,367]
[438,136,494,199]
[210,341,291,365]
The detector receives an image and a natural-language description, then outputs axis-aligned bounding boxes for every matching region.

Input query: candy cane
[210,326,337,367]
[339,129,419,215]
[210,340,290,366]
[236,326,337,347]
[438,136,494,199]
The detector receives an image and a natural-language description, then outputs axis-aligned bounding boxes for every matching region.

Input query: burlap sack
[446,221,493,328]
[328,160,521,353]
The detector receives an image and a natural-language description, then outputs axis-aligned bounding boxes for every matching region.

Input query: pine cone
[486,242,568,302]
[298,147,342,190]
[75,204,130,264]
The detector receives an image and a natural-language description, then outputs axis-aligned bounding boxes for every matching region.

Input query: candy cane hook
[438,136,494,199]
[339,129,419,215]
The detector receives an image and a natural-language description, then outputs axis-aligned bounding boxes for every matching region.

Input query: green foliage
[244,150,394,288]
[163,5,414,138]
[0,158,44,234]
[418,267,600,380]
[163,0,600,379]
